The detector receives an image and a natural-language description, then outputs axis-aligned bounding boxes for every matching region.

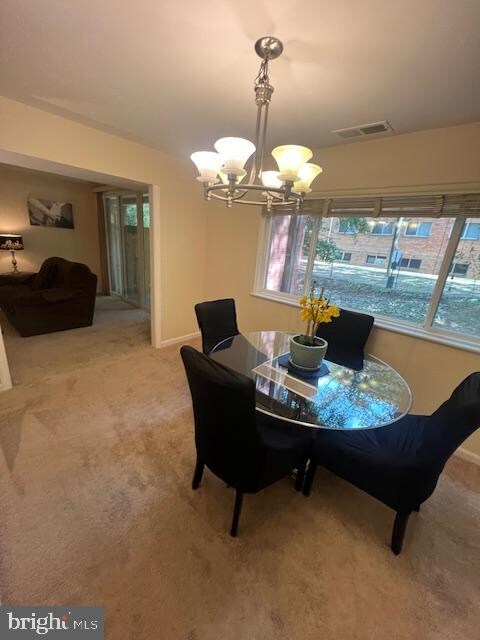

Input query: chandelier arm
[209,192,300,207]
[206,183,287,196]
[205,182,303,206]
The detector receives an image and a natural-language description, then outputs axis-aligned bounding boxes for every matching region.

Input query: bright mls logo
[0,607,104,638]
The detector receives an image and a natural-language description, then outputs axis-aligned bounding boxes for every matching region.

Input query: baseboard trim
[455,447,480,466]
[159,331,201,349]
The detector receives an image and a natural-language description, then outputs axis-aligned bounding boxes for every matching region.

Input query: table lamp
[0,234,24,273]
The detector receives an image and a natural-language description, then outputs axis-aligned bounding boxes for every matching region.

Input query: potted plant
[290,283,340,370]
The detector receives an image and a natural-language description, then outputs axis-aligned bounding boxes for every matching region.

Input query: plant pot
[289,334,328,370]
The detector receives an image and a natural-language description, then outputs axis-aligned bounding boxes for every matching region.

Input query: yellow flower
[298,289,341,333]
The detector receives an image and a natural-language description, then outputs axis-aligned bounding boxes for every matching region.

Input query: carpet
[0,297,479,639]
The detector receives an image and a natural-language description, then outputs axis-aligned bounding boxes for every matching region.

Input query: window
[399,258,422,270]
[433,219,480,338]
[335,250,352,262]
[449,262,468,276]
[263,215,314,296]
[404,221,432,237]
[370,221,394,235]
[461,222,480,240]
[366,254,387,266]
[257,201,480,344]
[338,219,356,234]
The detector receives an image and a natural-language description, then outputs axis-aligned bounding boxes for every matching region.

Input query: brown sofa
[0,257,97,337]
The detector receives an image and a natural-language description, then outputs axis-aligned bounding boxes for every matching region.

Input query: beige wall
[0,96,208,342]
[0,164,101,288]
[1,96,478,457]
[205,122,480,458]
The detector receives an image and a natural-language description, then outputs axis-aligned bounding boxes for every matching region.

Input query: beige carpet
[0,297,479,640]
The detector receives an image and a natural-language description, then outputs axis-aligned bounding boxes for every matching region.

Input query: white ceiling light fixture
[190,36,322,211]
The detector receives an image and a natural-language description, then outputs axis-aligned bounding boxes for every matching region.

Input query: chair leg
[391,511,411,555]
[302,461,317,497]
[230,490,244,537]
[192,457,204,490]
[294,458,307,492]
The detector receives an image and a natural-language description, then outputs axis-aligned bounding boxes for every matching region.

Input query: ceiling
[1,0,479,162]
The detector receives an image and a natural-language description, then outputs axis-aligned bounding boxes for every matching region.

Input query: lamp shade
[0,234,24,250]
[190,151,224,182]
[219,169,246,186]
[292,163,323,194]
[214,137,255,175]
[271,145,313,182]
[261,171,283,189]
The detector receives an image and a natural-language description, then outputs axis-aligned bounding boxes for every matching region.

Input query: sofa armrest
[14,287,79,307]
[0,273,36,287]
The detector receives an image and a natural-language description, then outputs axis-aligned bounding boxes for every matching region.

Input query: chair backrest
[194,298,239,355]
[316,307,374,366]
[421,372,480,466]
[180,345,265,490]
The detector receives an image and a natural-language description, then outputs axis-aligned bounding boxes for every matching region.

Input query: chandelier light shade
[261,171,282,189]
[214,137,256,175]
[190,151,224,182]
[190,36,323,210]
[293,163,324,194]
[271,145,313,182]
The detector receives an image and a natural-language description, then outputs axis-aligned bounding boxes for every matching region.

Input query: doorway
[104,192,150,309]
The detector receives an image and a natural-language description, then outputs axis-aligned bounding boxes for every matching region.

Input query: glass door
[104,195,122,296]
[120,195,140,305]
[104,192,150,309]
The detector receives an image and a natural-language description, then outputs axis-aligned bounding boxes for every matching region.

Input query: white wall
[205,122,480,459]
[0,164,101,287]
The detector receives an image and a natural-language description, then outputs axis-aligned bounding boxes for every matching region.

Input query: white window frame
[366,254,387,266]
[449,261,469,276]
[404,221,432,237]
[337,220,356,234]
[370,221,395,235]
[336,250,352,262]
[399,257,422,270]
[461,221,480,240]
[253,212,480,353]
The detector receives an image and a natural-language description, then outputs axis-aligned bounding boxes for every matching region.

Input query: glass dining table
[210,331,412,430]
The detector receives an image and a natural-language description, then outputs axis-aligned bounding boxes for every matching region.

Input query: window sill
[250,290,480,355]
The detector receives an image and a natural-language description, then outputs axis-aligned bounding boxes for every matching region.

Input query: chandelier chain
[255,57,270,87]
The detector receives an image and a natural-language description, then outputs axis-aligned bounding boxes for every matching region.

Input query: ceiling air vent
[332,120,393,139]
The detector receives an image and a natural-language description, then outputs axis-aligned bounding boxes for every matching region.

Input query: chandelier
[190,36,322,211]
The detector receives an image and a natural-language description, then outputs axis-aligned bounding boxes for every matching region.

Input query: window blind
[263,193,480,218]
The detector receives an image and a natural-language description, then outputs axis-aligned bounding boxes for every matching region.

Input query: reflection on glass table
[210,331,412,430]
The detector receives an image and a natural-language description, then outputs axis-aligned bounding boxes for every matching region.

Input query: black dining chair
[302,372,480,554]
[180,345,310,537]
[316,308,374,370]
[194,298,239,355]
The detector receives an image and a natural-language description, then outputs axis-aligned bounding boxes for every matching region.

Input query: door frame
[0,148,163,348]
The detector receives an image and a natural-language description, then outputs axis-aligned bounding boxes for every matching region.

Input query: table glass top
[211,331,412,430]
